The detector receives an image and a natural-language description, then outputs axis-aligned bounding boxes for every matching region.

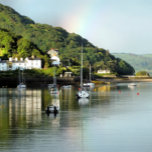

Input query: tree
[136,71,150,77]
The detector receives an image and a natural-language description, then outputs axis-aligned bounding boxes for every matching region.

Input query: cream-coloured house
[97,69,111,74]
[0,60,9,71]
[47,48,59,57]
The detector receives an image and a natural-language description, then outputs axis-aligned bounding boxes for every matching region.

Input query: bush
[135,71,150,77]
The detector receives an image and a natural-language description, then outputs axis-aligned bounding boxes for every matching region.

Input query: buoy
[137,92,140,95]
[118,90,121,94]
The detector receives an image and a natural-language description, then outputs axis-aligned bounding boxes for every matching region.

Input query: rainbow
[61,0,101,35]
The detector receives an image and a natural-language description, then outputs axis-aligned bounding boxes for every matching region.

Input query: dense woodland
[0,3,135,75]
[113,53,152,75]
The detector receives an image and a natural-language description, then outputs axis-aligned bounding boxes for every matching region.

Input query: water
[0,83,152,152]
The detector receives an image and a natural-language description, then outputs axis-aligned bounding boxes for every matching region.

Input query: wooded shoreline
[0,76,152,88]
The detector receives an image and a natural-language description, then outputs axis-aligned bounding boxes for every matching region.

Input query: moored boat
[17,83,26,89]
[17,69,26,89]
[77,44,89,98]
[46,105,59,114]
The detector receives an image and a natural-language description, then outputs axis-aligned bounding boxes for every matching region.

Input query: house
[64,72,72,77]
[97,69,111,74]
[51,56,60,65]
[47,48,60,65]
[0,57,42,71]
[11,57,42,70]
[0,59,9,71]
[47,48,59,57]
[24,57,42,69]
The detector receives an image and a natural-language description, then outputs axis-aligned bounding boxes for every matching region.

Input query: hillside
[0,3,135,75]
[0,29,51,67]
[0,3,94,52]
[113,53,152,74]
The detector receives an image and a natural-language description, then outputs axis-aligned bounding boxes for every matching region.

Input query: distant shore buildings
[0,57,42,71]
[97,69,111,74]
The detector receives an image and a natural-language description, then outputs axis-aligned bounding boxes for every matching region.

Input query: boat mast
[53,66,57,85]
[80,44,83,89]
[89,65,91,82]
[18,69,21,84]
[22,70,25,83]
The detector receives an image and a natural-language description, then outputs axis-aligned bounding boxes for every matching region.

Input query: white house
[24,57,42,69]
[47,48,60,65]
[0,60,9,71]
[51,56,60,65]
[11,57,42,70]
[97,69,111,74]
[0,57,42,71]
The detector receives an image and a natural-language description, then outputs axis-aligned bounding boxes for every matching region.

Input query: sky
[0,0,152,54]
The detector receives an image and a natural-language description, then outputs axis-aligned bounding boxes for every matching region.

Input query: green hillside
[0,29,51,67]
[113,53,152,74]
[0,3,135,75]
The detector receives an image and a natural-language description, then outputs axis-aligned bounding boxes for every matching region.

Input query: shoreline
[0,76,152,88]
[95,77,152,84]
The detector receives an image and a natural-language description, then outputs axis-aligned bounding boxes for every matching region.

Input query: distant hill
[113,53,152,74]
[0,3,135,75]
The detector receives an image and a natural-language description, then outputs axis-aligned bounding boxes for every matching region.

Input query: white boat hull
[83,83,95,88]
[77,90,89,98]
[17,84,26,89]
[62,85,72,89]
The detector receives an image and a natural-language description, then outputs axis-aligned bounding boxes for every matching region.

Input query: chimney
[31,55,35,59]
[9,57,12,62]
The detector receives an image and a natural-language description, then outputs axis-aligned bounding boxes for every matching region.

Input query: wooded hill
[0,3,135,75]
[113,53,152,75]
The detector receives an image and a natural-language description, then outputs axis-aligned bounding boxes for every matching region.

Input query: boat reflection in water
[78,98,89,106]
[128,83,137,90]
[46,94,60,116]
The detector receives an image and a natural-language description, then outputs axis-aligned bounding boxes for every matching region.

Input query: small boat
[17,83,26,89]
[77,89,89,98]
[62,85,72,89]
[83,82,95,88]
[17,70,26,89]
[46,105,59,114]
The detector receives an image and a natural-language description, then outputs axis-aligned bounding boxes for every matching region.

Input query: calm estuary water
[1,83,152,152]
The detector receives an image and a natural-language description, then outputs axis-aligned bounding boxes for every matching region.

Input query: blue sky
[0,0,152,54]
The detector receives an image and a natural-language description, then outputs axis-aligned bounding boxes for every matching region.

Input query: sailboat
[83,65,95,88]
[77,45,89,98]
[17,69,26,89]
[48,67,59,94]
